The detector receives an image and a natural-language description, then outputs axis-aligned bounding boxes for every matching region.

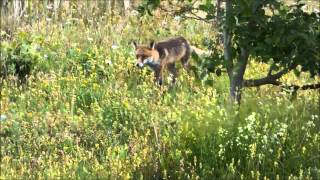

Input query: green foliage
[230,0,320,77]
[137,0,160,15]
[1,32,42,83]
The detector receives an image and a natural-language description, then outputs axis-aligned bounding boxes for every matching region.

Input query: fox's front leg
[154,68,163,86]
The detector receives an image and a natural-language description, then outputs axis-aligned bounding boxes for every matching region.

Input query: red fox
[133,36,191,85]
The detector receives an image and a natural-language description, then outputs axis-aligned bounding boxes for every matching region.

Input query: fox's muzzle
[136,57,157,68]
[136,62,144,68]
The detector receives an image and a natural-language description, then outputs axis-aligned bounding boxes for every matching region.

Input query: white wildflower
[306,121,315,128]
[174,16,181,21]
[105,59,112,65]
[111,44,118,49]
[46,5,53,10]
[0,114,7,121]
[44,54,48,60]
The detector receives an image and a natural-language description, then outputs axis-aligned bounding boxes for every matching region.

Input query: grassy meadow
[1,3,320,179]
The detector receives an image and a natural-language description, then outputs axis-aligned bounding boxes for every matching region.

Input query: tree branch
[267,63,276,76]
[281,83,320,90]
[183,12,213,23]
[244,64,297,87]
[158,2,214,23]
[244,79,320,91]
[243,68,290,87]
[244,78,281,87]
[300,83,320,90]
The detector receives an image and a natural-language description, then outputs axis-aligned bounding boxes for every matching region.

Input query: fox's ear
[133,41,138,49]
[150,41,156,50]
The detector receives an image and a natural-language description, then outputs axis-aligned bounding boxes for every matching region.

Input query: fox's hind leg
[167,63,177,84]
[181,55,190,71]
[181,45,191,71]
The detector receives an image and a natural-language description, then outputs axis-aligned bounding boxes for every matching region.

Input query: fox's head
[133,41,160,68]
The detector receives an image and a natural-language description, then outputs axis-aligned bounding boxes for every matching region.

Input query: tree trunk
[223,0,233,78]
[0,0,9,15]
[53,0,61,13]
[13,0,25,19]
[111,0,115,15]
[98,0,107,15]
[216,0,222,25]
[214,0,223,44]
[119,0,125,16]
[124,0,130,14]
[222,0,249,104]
[229,48,249,103]
[70,0,77,18]
[130,0,139,9]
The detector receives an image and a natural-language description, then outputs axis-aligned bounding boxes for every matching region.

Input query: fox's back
[155,37,191,61]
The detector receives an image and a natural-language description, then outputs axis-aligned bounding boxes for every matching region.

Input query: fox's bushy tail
[190,46,211,57]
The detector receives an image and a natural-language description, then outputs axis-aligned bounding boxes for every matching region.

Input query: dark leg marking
[167,63,177,84]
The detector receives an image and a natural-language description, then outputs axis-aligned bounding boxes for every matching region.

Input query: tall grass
[1,4,319,179]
